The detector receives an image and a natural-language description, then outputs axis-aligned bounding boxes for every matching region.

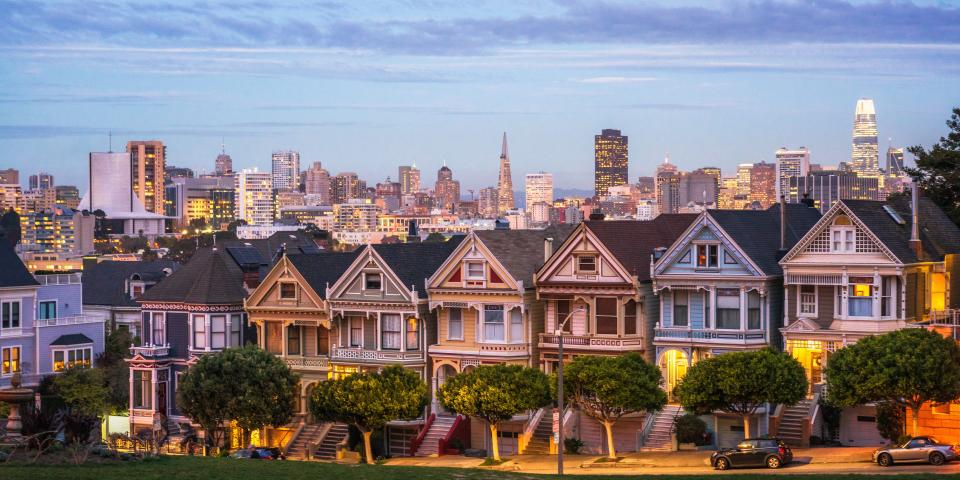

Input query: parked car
[873,436,958,467]
[712,438,793,470]
[231,447,286,460]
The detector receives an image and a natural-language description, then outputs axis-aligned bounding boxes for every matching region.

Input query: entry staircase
[285,423,327,460]
[640,404,684,452]
[776,398,813,447]
[522,410,554,455]
[314,423,350,459]
[413,415,457,456]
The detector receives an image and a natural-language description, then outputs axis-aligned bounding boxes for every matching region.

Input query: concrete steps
[640,405,684,452]
[414,416,456,457]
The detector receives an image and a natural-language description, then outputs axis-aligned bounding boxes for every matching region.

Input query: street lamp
[556,306,585,479]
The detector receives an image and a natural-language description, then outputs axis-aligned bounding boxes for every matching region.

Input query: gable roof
[585,214,698,281]
[82,260,179,307]
[50,333,94,346]
[0,241,38,288]
[372,236,466,291]
[220,230,320,265]
[708,203,822,275]
[139,247,248,305]
[843,196,960,263]
[474,225,577,286]
[286,250,362,299]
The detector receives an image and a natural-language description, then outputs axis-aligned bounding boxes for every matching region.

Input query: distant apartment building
[22,188,57,212]
[19,207,95,255]
[29,172,54,191]
[274,190,305,219]
[776,147,810,200]
[333,199,381,232]
[594,129,628,198]
[786,171,880,213]
[127,140,166,214]
[0,168,19,186]
[398,165,421,195]
[331,172,363,204]
[55,186,80,210]
[271,150,301,191]
[234,168,273,227]
[166,176,236,229]
[304,162,331,204]
[478,186,499,218]
[525,172,554,207]
[434,165,461,212]
[749,161,777,208]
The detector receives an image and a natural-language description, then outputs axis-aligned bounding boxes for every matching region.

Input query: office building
[333,199,381,232]
[55,185,80,210]
[637,176,655,200]
[786,171,880,213]
[127,140,166,214]
[165,176,236,229]
[29,172,54,191]
[851,98,880,177]
[747,161,777,208]
[234,168,273,227]
[525,172,554,207]
[736,163,753,197]
[331,172,362,205]
[594,129,628,197]
[399,165,421,195]
[434,165,461,212]
[19,207,95,255]
[776,147,810,200]
[304,162,331,204]
[478,186,498,218]
[0,168,19,185]
[271,150,301,191]
[496,133,515,214]
[215,143,233,175]
[78,151,166,236]
[886,146,905,174]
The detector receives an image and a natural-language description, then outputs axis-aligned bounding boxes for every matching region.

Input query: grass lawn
[0,456,954,480]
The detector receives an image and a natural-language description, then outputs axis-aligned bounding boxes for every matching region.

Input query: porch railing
[331,347,425,362]
[929,309,960,327]
[283,356,330,369]
[539,334,643,349]
[409,413,435,457]
[130,344,170,358]
[36,315,101,327]
[654,326,766,342]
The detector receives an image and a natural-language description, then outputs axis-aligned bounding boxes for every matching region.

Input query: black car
[712,438,793,470]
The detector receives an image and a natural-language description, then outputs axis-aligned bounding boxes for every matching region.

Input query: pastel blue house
[650,204,820,447]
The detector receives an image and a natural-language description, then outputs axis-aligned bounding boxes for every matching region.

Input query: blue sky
[1,0,959,192]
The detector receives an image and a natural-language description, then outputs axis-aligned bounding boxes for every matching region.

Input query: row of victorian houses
[90,196,960,457]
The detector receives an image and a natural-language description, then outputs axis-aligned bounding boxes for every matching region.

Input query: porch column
[204,315,212,352]
[282,322,288,356]
[783,284,789,327]
[376,312,382,351]
[150,369,157,411]
[740,287,746,332]
[841,269,849,318]
[709,287,716,329]
[872,269,881,320]
[400,312,406,353]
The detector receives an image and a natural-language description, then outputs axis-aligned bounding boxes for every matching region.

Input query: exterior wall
[572,411,646,454]
[36,281,83,317]
[914,403,960,446]
[0,286,37,388]
[35,319,105,376]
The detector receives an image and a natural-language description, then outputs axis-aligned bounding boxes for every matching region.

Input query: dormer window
[577,255,597,274]
[279,282,297,299]
[696,244,719,268]
[465,262,485,280]
[131,284,144,299]
[365,273,382,290]
[830,216,855,253]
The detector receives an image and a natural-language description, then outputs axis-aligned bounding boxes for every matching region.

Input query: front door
[660,349,689,401]
[156,381,167,417]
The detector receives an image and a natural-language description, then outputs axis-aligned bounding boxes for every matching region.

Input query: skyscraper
[234,168,273,227]
[215,142,233,175]
[886,146,904,174]
[775,147,810,200]
[851,98,880,177]
[304,162,331,204]
[331,172,362,204]
[127,140,166,213]
[434,164,460,211]
[594,129,628,198]
[525,172,554,207]
[736,163,753,197]
[749,161,777,208]
[496,132,515,214]
[786,171,880,212]
[478,186,498,218]
[271,150,301,191]
[399,165,421,195]
[0,169,19,185]
[29,172,54,191]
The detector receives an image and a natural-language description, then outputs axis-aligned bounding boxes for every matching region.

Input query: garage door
[840,406,885,446]
[715,416,746,449]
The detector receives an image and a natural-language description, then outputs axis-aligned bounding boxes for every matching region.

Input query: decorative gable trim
[533,223,634,286]
[244,256,325,310]
[780,317,823,333]
[779,201,901,265]
[327,245,413,302]
[653,212,764,277]
[426,232,521,292]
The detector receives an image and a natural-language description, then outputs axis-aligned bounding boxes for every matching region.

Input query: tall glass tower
[851,99,879,177]
[594,129,628,198]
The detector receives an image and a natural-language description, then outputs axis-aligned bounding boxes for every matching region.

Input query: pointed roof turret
[500,132,508,159]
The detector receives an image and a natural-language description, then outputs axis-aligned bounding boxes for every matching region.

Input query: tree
[906,107,960,225]
[95,328,133,413]
[310,365,427,464]
[563,353,666,458]
[825,328,960,436]
[675,348,806,438]
[424,232,446,243]
[438,364,551,461]
[52,367,110,418]
[177,346,300,454]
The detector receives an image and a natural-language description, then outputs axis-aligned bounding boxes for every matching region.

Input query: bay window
[932,273,946,312]
[210,315,227,349]
[747,291,761,329]
[192,314,206,349]
[132,370,152,409]
[716,289,741,329]
[673,291,689,327]
[287,325,301,355]
[881,277,894,317]
[447,308,463,340]
[510,309,523,343]
[406,317,419,350]
[595,297,618,335]
[53,347,92,372]
[381,314,401,350]
[266,322,282,354]
[848,277,874,317]
[484,305,504,342]
[555,300,572,333]
[1,346,20,375]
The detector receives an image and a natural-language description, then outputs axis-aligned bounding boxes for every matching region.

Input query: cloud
[576,76,657,84]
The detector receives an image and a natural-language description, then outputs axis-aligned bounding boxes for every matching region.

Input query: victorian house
[82,258,178,337]
[128,247,254,444]
[533,214,697,454]
[776,194,960,446]
[423,226,574,456]
[650,203,821,447]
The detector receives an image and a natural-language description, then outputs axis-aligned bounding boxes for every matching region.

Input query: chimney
[242,268,261,289]
[910,186,922,258]
[544,237,554,263]
[780,195,787,251]
[588,209,605,221]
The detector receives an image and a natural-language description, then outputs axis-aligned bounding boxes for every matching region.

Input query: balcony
[330,347,425,364]
[34,272,82,285]
[538,333,643,351]
[429,342,530,358]
[35,315,101,327]
[283,356,330,370]
[129,344,170,358]
[928,309,960,327]
[654,326,767,345]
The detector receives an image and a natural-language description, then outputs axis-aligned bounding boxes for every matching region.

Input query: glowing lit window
[577,255,597,273]
[1,346,20,375]
[932,273,946,312]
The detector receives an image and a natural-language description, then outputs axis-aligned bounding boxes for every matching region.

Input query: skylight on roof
[882,205,906,225]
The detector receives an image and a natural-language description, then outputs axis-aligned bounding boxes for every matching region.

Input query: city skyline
[1,1,959,190]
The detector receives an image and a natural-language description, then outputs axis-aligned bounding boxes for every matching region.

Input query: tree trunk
[912,408,920,437]
[603,420,617,459]
[362,429,374,465]
[489,423,501,461]
[743,415,752,440]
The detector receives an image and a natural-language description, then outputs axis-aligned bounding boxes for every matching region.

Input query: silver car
[873,436,958,466]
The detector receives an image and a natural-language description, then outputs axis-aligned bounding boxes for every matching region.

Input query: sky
[1,0,960,192]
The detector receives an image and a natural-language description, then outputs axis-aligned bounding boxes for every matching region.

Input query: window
[747,291,761,330]
[1,301,21,329]
[830,217,855,253]
[210,315,227,349]
[1,346,20,375]
[152,312,165,345]
[577,255,597,273]
[53,347,91,371]
[510,309,523,343]
[447,308,463,340]
[799,285,817,316]
[556,300,572,333]
[287,325,301,355]
[406,317,419,350]
[192,314,206,349]
[132,370,152,409]
[484,305,504,342]
[131,284,144,299]
[350,317,363,347]
[365,273,382,291]
[230,314,242,347]
[381,314,401,350]
[716,289,741,329]
[175,372,184,409]
[38,300,57,320]
[932,273,946,312]
[696,244,719,268]
[465,262,484,280]
[881,277,894,317]
[279,282,297,299]
[595,297,618,335]
[848,277,874,317]
[624,300,637,335]
[703,293,712,329]
[673,291,689,327]
[266,322,283,354]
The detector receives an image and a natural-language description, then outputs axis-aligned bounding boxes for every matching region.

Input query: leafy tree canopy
[906,107,960,225]
[52,367,111,418]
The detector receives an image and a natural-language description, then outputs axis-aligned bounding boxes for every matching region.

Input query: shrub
[876,401,906,442]
[564,437,584,454]
[674,413,709,445]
